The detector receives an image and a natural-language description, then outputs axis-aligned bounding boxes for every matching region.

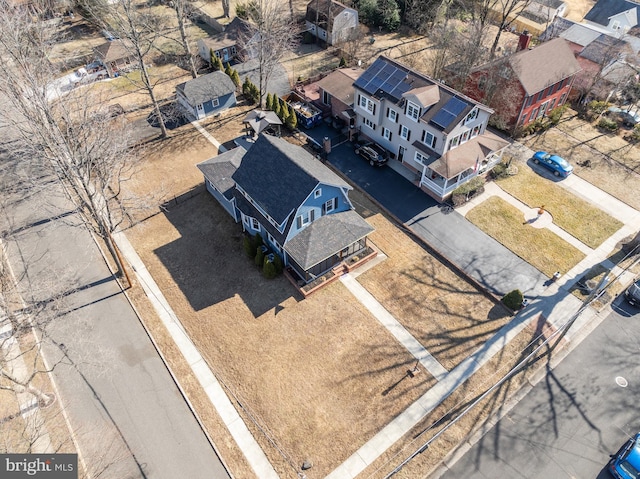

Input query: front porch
[284,242,379,297]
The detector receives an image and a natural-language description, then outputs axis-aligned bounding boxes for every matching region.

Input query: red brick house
[456,37,581,132]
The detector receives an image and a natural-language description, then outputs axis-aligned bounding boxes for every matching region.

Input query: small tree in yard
[263,258,277,278]
[231,69,241,88]
[225,62,233,77]
[273,254,284,274]
[265,93,273,110]
[502,289,524,311]
[285,108,298,130]
[273,97,281,117]
[279,100,290,123]
[212,55,224,72]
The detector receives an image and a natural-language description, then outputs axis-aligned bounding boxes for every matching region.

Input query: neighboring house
[197,17,258,64]
[305,0,359,45]
[583,0,638,36]
[314,67,363,127]
[486,0,566,35]
[541,16,640,100]
[458,38,581,131]
[353,56,509,202]
[93,40,136,77]
[176,71,237,120]
[197,134,374,284]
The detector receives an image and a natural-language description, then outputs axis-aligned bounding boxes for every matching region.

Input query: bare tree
[239,0,299,107]
[170,0,198,79]
[83,0,171,137]
[0,1,147,276]
[485,0,533,58]
[222,0,231,18]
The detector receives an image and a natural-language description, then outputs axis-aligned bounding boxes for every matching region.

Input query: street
[440,298,640,479]
[0,135,230,477]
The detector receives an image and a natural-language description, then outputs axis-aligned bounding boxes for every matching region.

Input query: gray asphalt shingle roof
[176,71,235,106]
[284,210,374,270]
[197,148,245,199]
[232,134,350,224]
[584,0,638,26]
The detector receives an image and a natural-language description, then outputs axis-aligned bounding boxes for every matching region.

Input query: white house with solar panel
[353,56,510,202]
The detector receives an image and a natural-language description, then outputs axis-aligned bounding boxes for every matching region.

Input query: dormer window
[406,101,420,121]
[465,108,479,124]
[314,188,322,198]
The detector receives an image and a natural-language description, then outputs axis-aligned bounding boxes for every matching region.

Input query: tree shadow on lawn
[152,191,299,316]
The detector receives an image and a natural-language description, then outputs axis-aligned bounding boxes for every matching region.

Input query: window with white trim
[415,151,429,166]
[465,108,479,123]
[406,101,420,121]
[296,209,315,229]
[363,117,375,130]
[400,125,410,140]
[358,94,376,114]
[382,127,392,140]
[471,125,481,138]
[251,218,260,231]
[212,98,219,107]
[324,198,336,213]
[314,188,322,198]
[449,135,460,150]
[421,130,436,148]
[387,108,398,122]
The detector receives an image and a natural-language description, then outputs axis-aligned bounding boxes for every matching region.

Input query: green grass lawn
[496,166,623,249]
[467,196,586,276]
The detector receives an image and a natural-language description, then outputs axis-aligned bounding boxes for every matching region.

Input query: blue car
[532,151,574,178]
[609,433,640,479]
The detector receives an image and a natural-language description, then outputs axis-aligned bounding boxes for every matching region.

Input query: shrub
[598,117,619,132]
[230,69,240,88]
[627,124,640,143]
[339,56,347,67]
[224,62,232,77]
[502,289,524,311]
[254,233,263,247]
[263,258,277,279]
[547,105,567,125]
[490,162,508,179]
[587,100,610,115]
[285,108,298,130]
[273,254,283,274]
[243,236,255,258]
[255,247,265,268]
[452,176,484,196]
[265,93,273,111]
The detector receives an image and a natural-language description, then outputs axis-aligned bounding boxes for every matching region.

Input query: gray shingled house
[197,134,374,283]
[176,71,237,120]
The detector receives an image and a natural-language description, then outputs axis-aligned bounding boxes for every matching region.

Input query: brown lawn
[353,198,510,372]
[126,192,435,478]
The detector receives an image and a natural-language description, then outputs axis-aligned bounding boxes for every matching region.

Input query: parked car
[609,433,640,479]
[354,142,389,166]
[624,278,640,306]
[607,106,640,127]
[532,151,573,178]
[101,30,119,41]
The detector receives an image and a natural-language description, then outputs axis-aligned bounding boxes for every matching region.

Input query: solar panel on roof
[432,110,456,129]
[445,97,467,115]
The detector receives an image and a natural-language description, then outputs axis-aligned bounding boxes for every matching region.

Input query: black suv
[354,142,389,166]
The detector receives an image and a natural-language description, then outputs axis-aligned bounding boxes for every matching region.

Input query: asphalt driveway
[305,126,547,298]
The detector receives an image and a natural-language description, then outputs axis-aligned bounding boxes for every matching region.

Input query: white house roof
[561,23,609,46]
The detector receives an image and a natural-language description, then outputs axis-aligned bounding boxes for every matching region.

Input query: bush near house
[502,289,524,311]
[598,117,619,133]
[451,176,485,206]
[263,257,277,278]
[255,246,265,268]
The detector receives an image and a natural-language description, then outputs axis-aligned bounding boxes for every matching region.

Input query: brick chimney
[517,30,532,51]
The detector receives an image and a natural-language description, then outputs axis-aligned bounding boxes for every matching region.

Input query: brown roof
[316,68,363,105]
[405,84,440,108]
[94,39,135,63]
[431,130,510,179]
[508,38,582,95]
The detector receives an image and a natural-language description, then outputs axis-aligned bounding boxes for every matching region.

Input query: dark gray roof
[197,147,245,199]
[354,56,485,134]
[584,0,638,26]
[233,192,291,244]
[284,210,374,270]
[176,71,235,106]
[232,134,350,224]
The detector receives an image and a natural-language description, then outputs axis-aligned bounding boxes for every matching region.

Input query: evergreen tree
[265,92,273,110]
[285,108,297,130]
[242,77,251,96]
[273,97,281,117]
[231,69,240,88]
[209,48,216,67]
[279,100,290,122]
[225,62,232,77]
[339,56,347,67]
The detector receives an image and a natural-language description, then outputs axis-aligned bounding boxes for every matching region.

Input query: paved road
[440,298,640,479]
[0,138,230,476]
